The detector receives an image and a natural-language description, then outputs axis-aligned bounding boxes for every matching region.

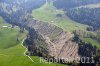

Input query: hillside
[54,0,100,30]
[0,0,100,66]
[0,17,65,66]
[53,0,100,9]
[26,20,79,60]
[32,3,88,32]
[66,7,100,30]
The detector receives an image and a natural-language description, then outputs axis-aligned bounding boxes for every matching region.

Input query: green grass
[0,44,64,66]
[32,3,88,32]
[0,28,20,49]
[30,56,65,66]
[0,17,66,66]
[83,38,100,48]
[0,17,11,26]
[0,17,4,23]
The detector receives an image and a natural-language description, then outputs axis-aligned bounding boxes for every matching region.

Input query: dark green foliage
[73,31,80,43]
[24,27,49,57]
[53,0,100,9]
[78,43,97,57]
[66,8,100,30]
[0,0,45,27]
[56,14,62,17]
[87,26,94,31]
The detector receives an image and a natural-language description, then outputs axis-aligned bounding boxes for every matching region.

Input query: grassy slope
[32,3,88,32]
[83,38,100,48]
[0,28,19,49]
[0,17,11,26]
[0,17,65,66]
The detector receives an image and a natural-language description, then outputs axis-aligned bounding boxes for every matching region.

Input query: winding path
[21,39,34,63]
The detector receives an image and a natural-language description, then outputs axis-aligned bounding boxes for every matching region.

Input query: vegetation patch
[32,3,88,32]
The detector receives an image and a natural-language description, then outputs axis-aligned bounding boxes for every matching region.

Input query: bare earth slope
[26,19,79,61]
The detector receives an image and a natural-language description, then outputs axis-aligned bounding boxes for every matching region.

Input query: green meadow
[0,17,65,66]
[83,38,100,48]
[32,3,88,32]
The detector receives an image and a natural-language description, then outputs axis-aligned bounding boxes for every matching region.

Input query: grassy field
[32,2,88,32]
[83,38,100,48]
[0,17,11,27]
[0,17,65,66]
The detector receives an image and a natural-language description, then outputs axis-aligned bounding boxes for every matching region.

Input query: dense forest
[66,8,100,30]
[53,0,100,9]
[53,0,100,65]
[53,0,100,30]
[0,0,45,26]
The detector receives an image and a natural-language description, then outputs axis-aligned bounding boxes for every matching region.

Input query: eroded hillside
[24,19,79,61]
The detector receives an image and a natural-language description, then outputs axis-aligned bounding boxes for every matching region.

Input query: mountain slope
[0,17,65,66]
[53,0,100,9]
[0,0,99,65]
[26,20,79,60]
[32,3,88,32]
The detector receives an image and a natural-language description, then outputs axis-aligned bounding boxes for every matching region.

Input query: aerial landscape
[0,0,100,66]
